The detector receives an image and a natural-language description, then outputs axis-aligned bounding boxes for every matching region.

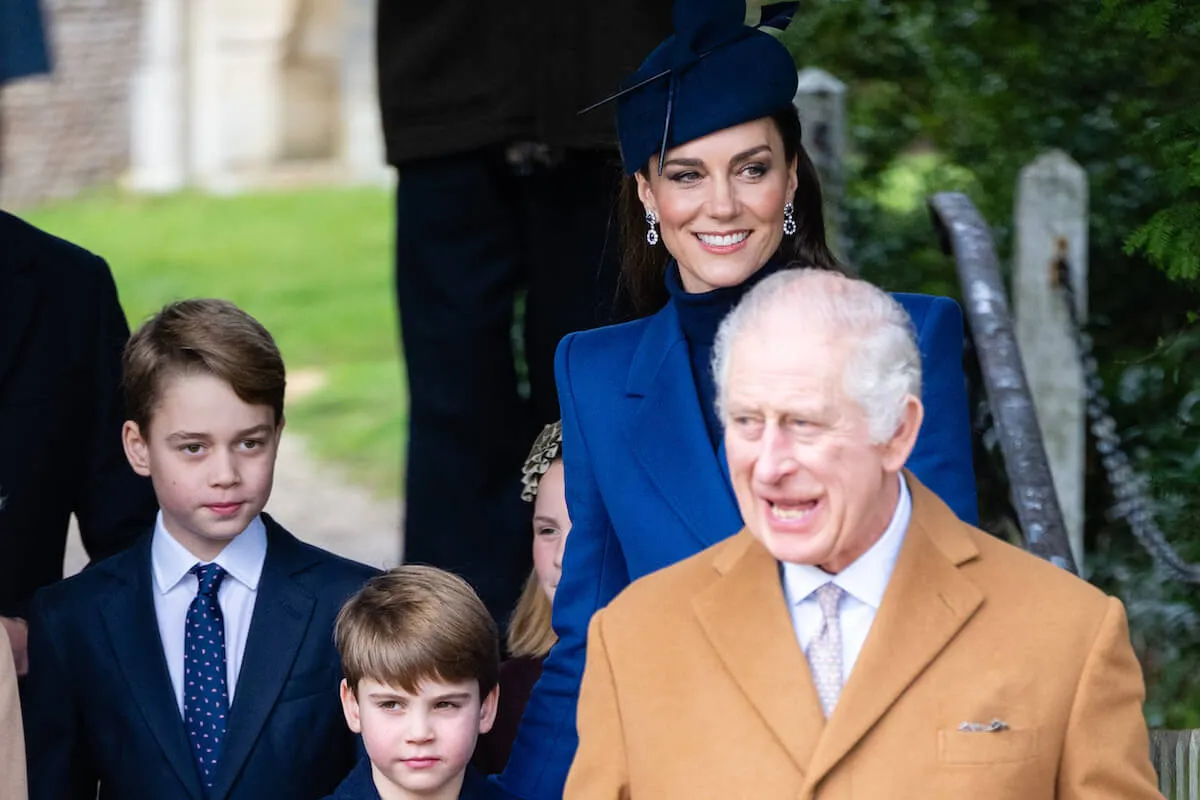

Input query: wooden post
[792,68,847,258]
[1013,150,1088,571]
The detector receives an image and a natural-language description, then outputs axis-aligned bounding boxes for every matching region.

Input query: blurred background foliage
[782,0,1200,725]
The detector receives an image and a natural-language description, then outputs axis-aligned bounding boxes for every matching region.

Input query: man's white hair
[712,268,922,443]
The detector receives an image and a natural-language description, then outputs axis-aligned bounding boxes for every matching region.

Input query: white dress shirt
[151,512,267,714]
[782,474,912,686]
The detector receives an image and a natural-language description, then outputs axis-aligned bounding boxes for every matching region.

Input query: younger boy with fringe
[23,298,378,800]
[325,565,502,800]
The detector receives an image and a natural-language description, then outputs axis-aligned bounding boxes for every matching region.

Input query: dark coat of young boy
[22,299,378,800]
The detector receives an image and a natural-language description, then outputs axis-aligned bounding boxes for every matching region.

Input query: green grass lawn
[25,187,405,497]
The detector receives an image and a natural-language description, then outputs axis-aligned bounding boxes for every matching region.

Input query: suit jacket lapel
[803,476,984,792]
[99,537,206,800]
[626,302,742,550]
[0,257,41,392]
[210,518,316,799]
[693,532,827,776]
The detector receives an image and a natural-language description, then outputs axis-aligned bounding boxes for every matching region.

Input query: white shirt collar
[151,511,268,594]
[782,474,912,610]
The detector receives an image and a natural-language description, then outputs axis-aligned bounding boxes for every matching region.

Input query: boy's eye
[537,527,560,537]
[180,444,204,455]
[435,701,461,710]
[378,701,400,711]
[241,439,264,450]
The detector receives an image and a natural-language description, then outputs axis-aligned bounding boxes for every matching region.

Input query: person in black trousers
[377,2,672,625]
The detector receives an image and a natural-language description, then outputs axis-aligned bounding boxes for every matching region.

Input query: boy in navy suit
[324,566,501,800]
[22,298,378,800]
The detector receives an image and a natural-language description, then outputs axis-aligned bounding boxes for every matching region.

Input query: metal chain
[1055,258,1200,583]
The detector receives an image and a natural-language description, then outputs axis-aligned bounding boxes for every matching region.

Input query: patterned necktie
[806,582,845,718]
[184,563,230,788]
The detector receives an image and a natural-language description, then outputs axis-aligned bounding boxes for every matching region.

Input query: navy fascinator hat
[582,0,800,176]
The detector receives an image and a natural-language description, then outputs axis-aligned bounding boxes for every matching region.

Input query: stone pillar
[127,0,188,192]
[189,0,292,190]
[792,67,847,258]
[1014,149,1088,570]
[340,0,388,183]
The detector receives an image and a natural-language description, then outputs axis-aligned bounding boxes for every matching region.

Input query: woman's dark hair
[617,104,842,316]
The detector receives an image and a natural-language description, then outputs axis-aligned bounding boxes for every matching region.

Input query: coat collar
[697,473,983,786]
[623,300,743,550]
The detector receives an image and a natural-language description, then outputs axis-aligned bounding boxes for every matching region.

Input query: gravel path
[64,433,403,575]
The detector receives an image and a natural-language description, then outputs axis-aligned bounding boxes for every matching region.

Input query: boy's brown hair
[335,565,500,697]
[123,298,286,432]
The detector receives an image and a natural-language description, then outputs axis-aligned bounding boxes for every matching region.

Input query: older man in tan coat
[565,269,1159,799]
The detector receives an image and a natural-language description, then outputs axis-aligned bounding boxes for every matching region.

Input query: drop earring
[645,210,660,246]
[783,202,797,236]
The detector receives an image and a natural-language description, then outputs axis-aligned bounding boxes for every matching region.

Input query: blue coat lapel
[625,302,742,550]
[210,516,318,799]
[99,537,206,800]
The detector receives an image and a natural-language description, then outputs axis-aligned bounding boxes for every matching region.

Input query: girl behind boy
[473,422,568,774]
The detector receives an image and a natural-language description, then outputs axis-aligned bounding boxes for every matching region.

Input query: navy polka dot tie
[184,563,229,788]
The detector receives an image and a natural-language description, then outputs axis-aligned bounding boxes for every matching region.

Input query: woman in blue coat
[498,3,978,797]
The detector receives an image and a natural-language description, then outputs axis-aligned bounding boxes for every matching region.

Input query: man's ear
[122,421,152,477]
[339,679,363,734]
[881,395,923,473]
[478,684,500,735]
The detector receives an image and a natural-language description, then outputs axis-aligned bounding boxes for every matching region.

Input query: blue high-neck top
[665,257,790,450]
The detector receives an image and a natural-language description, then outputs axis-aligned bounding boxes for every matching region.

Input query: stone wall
[0,0,141,209]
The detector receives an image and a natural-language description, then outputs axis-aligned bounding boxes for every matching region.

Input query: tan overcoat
[566,474,1160,799]
[0,625,27,800]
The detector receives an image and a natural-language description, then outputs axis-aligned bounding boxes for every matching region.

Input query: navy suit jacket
[0,210,157,618]
[498,293,979,798]
[22,514,378,800]
[323,759,499,800]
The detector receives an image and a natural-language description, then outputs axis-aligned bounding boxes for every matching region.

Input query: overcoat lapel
[693,533,827,776]
[0,257,41,392]
[99,538,206,800]
[209,518,317,799]
[625,302,742,550]
[802,477,983,792]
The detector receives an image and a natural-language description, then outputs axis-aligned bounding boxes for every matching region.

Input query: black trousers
[394,147,623,625]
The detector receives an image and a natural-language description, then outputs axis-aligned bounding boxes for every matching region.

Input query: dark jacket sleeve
[495,333,631,799]
[74,255,157,563]
[23,589,96,799]
[906,295,979,525]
